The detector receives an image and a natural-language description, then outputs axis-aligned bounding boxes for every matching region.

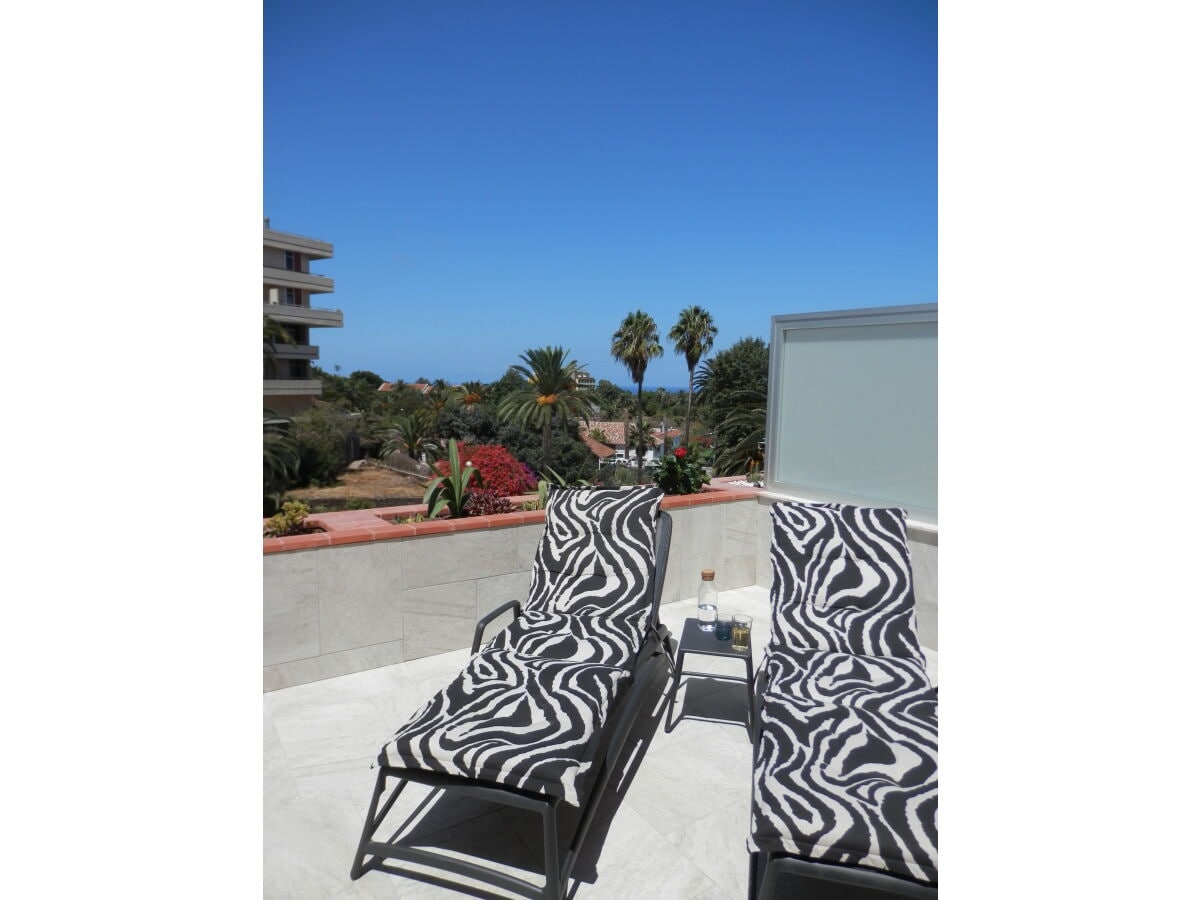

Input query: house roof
[578,421,681,450]
[582,421,629,445]
[581,434,616,458]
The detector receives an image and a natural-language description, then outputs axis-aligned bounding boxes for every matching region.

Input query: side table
[664,617,755,736]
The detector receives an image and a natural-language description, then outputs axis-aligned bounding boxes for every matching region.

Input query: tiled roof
[580,421,629,445]
[578,420,680,448]
[581,434,616,458]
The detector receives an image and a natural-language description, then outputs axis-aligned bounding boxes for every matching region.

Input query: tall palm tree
[498,346,590,470]
[460,381,487,409]
[422,379,462,437]
[668,305,718,448]
[611,310,663,484]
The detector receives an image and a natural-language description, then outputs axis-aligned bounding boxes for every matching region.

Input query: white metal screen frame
[764,303,937,526]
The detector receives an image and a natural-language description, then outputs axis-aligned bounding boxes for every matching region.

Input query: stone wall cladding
[264,488,761,690]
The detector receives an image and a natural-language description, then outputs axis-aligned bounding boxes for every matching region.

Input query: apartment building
[263,219,343,416]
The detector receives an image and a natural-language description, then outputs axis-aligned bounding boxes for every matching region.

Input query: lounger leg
[758,853,779,900]
[350,770,410,881]
[542,801,561,900]
[663,638,687,733]
[747,851,759,900]
[350,769,389,880]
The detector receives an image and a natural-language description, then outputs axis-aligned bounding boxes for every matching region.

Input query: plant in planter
[434,444,536,497]
[264,500,322,537]
[527,465,592,510]
[653,447,710,495]
[423,439,482,519]
[464,489,515,517]
[746,460,764,488]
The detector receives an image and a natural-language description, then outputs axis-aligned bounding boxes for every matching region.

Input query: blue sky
[265,0,936,387]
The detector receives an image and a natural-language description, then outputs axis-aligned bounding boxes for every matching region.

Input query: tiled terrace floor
[264,585,938,899]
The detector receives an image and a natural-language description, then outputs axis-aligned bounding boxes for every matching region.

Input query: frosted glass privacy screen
[766,305,937,522]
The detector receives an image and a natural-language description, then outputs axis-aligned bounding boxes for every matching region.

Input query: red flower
[674,447,687,458]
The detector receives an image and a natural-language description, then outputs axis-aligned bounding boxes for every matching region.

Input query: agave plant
[423,439,482,519]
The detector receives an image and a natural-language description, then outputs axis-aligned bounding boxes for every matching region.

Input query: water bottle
[697,569,718,631]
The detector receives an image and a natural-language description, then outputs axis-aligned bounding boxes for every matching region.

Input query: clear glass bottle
[697,569,718,631]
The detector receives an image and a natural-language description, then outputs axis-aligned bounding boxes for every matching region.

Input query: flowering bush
[653,447,710,495]
[435,444,536,498]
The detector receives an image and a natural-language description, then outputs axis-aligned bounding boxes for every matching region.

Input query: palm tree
[498,346,591,470]
[421,379,462,438]
[624,421,652,469]
[263,315,294,378]
[611,310,663,484]
[263,411,300,514]
[378,410,439,463]
[460,381,487,409]
[668,306,718,448]
[710,386,766,475]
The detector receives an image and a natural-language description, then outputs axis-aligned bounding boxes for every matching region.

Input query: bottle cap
[701,569,715,580]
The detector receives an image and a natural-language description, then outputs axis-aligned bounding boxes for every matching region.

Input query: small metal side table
[664,617,755,736]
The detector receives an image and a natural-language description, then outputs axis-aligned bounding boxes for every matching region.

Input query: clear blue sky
[264,0,936,387]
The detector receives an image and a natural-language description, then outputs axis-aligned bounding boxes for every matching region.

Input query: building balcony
[263,378,324,397]
[263,266,335,293]
[263,227,333,259]
[267,342,319,361]
[263,302,343,328]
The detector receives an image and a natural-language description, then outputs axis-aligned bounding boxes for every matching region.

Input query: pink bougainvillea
[435,444,537,497]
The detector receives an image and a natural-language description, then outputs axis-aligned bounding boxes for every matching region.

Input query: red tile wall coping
[263,486,761,555]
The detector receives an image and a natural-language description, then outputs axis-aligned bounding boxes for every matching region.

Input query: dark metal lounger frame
[350,511,675,900]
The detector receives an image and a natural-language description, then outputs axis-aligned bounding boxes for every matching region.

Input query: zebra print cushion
[526,486,663,636]
[763,649,931,708]
[768,502,923,659]
[750,689,938,885]
[380,649,629,806]
[483,608,645,669]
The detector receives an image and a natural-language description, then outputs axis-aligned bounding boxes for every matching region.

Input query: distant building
[579,420,681,466]
[263,219,343,416]
[573,369,596,391]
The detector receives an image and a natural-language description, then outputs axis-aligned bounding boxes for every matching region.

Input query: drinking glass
[714,614,733,641]
[732,614,752,651]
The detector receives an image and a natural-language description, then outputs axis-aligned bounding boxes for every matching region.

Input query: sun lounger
[351,485,674,899]
[749,501,938,898]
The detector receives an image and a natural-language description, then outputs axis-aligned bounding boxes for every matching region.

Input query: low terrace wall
[263,489,762,691]
[263,484,938,691]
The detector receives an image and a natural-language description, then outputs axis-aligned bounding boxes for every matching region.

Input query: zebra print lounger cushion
[768,502,923,659]
[381,649,629,806]
[750,689,938,885]
[526,485,663,637]
[763,649,931,708]
[484,608,646,669]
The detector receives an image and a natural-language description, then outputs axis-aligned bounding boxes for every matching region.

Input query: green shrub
[344,497,375,510]
[653,447,710,495]
[264,501,319,537]
[292,406,358,487]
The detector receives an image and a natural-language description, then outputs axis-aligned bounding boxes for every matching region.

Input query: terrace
[263,304,938,897]
[264,582,938,899]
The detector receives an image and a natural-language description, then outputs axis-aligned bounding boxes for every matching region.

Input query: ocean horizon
[612,385,689,394]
